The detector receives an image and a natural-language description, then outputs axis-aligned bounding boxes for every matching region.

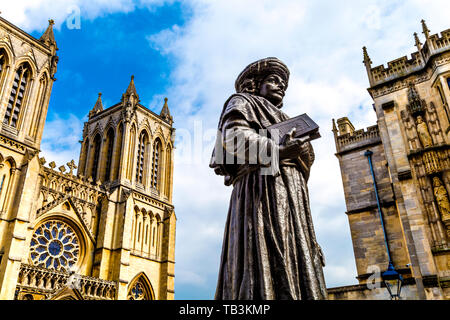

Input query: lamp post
[365,150,403,300]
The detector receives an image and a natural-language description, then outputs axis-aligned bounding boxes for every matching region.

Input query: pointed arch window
[127,125,136,180]
[127,275,153,300]
[0,160,14,212]
[0,50,7,86]
[80,138,90,177]
[113,123,123,180]
[135,131,148,184]
[151,139,161,189]
[91,134,101,182]
[104,129,115,182]
[165,144,172,197]
[0,52,5,74]
[28,75,48,138]
[4,64,31,128]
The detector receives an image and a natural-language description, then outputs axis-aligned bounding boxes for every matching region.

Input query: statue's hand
[279,128,309,160]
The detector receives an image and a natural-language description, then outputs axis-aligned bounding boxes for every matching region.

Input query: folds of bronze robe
[210,93,327,300]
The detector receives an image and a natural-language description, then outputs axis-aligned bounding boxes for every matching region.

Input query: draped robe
[210,93,328,300]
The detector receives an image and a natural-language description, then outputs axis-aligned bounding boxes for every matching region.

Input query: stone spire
[122,75,140,106]
[414,32,422,51]
[89,93,104,119]
[160,97,173,124]
[421,19,430,40]
[362,46,374,86]
[39,19,58,52]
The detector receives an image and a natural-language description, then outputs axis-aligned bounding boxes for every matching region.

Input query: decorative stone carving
[416,115,433,148]
[433,177,450,222]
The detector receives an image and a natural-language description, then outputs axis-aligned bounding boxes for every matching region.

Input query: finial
[362,46,372,65]
[414,32,422,51]
[89,92,104,119]
[332,118,337,132]
[40,18,57,50]
[125,75,137,95]
[160,97,173,123]
[421,19,430,39]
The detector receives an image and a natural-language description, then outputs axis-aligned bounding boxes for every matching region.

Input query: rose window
[30,220,80,272]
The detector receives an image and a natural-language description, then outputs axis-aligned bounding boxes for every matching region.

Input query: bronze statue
[416,115,433,148]
[210,57,327,300]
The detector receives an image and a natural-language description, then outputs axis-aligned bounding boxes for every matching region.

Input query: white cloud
[40,113,85,168]
[0,0,170,32]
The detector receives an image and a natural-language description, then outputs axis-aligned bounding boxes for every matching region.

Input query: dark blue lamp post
[365,150,403,300]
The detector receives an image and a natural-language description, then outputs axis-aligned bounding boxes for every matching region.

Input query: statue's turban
[235,57,290,93]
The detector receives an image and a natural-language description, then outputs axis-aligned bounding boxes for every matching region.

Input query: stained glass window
[29,220,80,272]
[127,278,151,300]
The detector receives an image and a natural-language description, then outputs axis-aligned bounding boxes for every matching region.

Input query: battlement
[333,118,380,154]
[364,21,450,87]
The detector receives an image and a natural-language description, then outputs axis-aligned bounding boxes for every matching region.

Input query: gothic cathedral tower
[0,16,176,300]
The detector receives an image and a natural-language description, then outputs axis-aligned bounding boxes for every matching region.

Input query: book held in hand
[267,113,321,143]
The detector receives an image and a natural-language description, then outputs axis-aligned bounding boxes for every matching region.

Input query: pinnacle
[89,92,104,118]
[421,19,430,38]
[160,97,173,122]
[362,46,372,65]
[39,19,57,49]
[126,75,137,95]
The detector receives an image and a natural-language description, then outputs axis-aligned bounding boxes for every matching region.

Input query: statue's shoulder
[224,93,255,111]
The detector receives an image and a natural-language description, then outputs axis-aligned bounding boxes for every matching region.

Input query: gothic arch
[4,156,16,169]
[88,133,102,182]
[4,61,34,129]
[127,272,155,300]
[150,137,164,189]
[0,43,14,64]
[127,123,137,181]
[0,46,12,98]
[0,157,15,213]
[13,56,37,78]
[79,137,90,177]
[135,129,150,185]
[103,118,117,137]
[28,70,50,138]
[102,127,115,182]
[164,142,173,198]
[112,121,123,180]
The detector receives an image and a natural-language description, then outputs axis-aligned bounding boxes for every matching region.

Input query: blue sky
[4,0,450,300]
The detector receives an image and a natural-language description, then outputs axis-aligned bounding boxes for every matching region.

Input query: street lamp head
[382,262,403,300]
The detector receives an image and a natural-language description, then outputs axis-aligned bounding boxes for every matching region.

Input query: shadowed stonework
[330,20,450,300]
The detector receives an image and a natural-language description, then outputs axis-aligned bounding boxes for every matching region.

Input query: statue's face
[417,116,423,123]
[433,177,441,187]
[259,73,286,107]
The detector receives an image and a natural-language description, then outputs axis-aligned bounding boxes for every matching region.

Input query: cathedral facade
[0,17,176,300]
[329,21,450,300]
